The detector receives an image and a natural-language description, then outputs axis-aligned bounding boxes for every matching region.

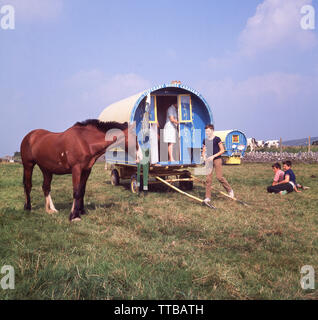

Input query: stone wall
[242,151,318,163]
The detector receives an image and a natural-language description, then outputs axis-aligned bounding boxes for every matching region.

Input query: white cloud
[205,0,317,71]
[238,0,317,56]
[0,0,63,22]
[206,55,234,69]
[65,70,151,111]
[199,72,316,109]
[201,0,318,138]
[66,69,105,89]
[197,72,318,138]
[102,73,151,103]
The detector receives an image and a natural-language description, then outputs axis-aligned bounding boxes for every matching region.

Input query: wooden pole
[280,137,283,157]
[191,176,250,207]
[308,136,311,153]
[156,176,203,203]
[155,176,216,208]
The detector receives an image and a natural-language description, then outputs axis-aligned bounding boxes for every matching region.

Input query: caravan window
[232,135,239,143]
[178,95,192,123]
[149,95,157,123]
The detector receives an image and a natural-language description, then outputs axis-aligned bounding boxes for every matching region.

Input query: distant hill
[283,136,318,146]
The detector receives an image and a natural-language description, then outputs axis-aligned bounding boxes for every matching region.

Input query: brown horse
[20,119,132,222]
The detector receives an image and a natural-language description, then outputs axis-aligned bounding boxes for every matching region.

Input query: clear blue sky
[0,0,317,156]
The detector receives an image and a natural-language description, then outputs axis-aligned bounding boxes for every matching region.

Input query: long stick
[155,176,216,209]
[192,176,250,207]
[217,190,250,207]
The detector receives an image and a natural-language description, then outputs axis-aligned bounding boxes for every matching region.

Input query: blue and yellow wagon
[214,129,247,165]
[98,82,213,193]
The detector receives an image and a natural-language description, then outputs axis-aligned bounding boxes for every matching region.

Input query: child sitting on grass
[267,160,301,195]
[270,162,284,186]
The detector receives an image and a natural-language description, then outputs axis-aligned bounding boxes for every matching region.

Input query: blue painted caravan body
[99,83,213,166]
[214,129,247,165]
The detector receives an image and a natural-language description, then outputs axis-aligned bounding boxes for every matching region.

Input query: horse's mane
[74,119,128,133]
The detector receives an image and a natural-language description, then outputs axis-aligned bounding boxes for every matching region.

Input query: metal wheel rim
[131,178,138,193]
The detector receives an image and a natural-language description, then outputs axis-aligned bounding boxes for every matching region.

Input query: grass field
[0,162,318,300]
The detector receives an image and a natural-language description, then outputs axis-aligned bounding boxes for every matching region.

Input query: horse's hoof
[80,210,88,215]
[24,204,31,211]
[71,217,81,222]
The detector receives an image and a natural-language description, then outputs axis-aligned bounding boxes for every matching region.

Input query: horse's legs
[41,169,58,214]
[78,168,92,215]
[69,165,82,222]
[23,162,35,211]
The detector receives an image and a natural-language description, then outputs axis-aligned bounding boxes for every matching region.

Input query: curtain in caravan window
[179,95,192,122]
[149,95,157,123]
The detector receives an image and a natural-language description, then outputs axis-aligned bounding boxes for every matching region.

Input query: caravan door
[178,95,193,164]
[149,95,159,164]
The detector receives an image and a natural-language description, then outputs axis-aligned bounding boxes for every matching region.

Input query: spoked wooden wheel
[130,174,140,193]
[111,169,120,186]
[179,172,193,190]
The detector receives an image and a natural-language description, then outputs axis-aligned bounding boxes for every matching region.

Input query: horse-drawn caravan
[214,130,247,165]
[98,82,213,193]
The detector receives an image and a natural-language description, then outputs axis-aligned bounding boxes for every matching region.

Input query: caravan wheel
[179,172,193,190]
[130,174,141,193]
[111,169,120,186]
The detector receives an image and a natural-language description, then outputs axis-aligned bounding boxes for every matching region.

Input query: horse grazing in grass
[21,119,131,222]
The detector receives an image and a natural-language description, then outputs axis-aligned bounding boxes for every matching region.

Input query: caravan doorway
[156,96,179,163]
[149,94,193,164]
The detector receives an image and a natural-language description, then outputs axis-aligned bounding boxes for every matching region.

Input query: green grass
[0,162,318,300]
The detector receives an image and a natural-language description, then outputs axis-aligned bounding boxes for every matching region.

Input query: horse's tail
[21,133,32,164]
[20,130,38,185]
[21,134,30,187]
